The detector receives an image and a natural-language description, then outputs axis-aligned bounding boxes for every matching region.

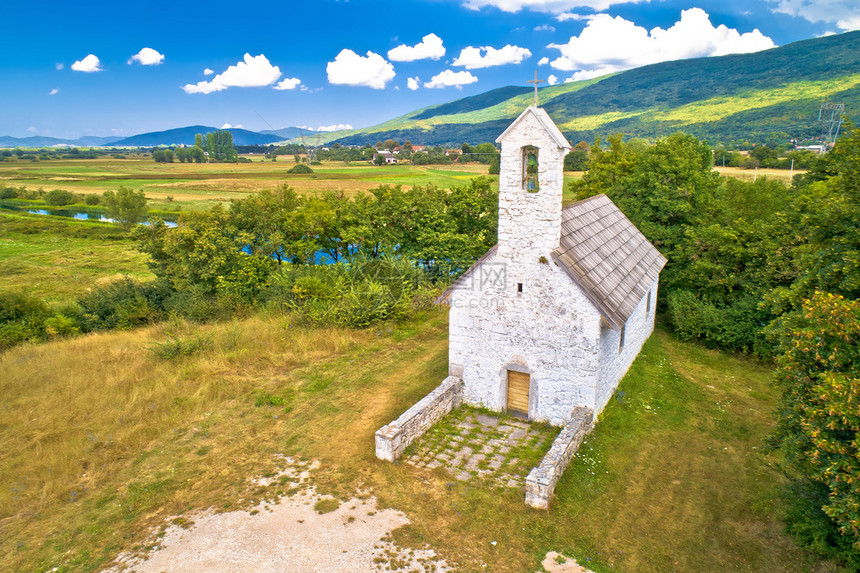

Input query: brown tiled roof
[552,194,667,330]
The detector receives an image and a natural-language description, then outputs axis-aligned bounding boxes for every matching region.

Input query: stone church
[436,106,666,426]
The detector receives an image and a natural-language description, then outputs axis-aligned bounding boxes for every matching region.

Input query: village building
[437,106,666,426]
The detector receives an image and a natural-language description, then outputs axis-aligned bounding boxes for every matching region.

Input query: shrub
[0,187,17,199]
[84,194,100,205]
[76,277,165,331]
[287,163,314,174]
[43,314,80,338]
[666,290,769,354]
[43,189,76,206]
[263,256,434,328]
[0,290,49,323]
[161,285,235,323]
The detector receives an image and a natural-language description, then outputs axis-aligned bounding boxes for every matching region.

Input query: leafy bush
[76,277,166,331]
[0,187,18,199]
[84,194,100,205]
[666,290,768,354]
[287,163,314,174]
[263,256,434,328]
[0,291,49,323]
[0,291,53,350]
[161,285,236,323]
[43,314,80,338]
[43,189,76,206]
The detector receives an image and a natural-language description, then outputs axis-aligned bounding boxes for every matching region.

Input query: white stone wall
[525,406,593,509]
[496,111,568,262]
[594,278,659,413]
[375,376,464,462]
[448,252,604,427]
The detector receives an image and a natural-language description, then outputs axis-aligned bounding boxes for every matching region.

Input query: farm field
[0,157,497,211]
[0,155,789,215]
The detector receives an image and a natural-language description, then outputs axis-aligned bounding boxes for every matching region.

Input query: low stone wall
[525,406,594,509]
[375,376,464,462]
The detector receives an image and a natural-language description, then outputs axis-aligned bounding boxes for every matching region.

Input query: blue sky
[1,0,857,139]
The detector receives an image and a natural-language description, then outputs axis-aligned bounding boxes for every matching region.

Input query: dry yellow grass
[0,310,834,573]
[715,165,805,184]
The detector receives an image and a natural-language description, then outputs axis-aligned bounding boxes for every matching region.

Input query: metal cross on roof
[527,70,545,107]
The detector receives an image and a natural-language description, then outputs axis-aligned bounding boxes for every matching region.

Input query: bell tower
[495,106,571,262]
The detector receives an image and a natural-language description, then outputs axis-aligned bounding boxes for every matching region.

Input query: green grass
[0,211,152,303]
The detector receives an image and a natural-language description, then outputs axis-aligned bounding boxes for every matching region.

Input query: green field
[0,156,497,212]
[0,212,152,303]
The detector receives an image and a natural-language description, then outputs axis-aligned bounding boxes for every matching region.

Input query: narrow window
[646,290,652,314]
[522,146,539,192]
[517,283,523,293]
[619,325,626,353]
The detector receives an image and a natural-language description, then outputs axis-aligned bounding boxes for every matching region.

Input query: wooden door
[506,370,530,417]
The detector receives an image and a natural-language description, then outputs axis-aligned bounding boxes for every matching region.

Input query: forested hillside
[331,31,860,147]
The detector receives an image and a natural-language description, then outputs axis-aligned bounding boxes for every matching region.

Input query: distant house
[445,149,462,157]
[374,151,397,164]
[436,106,666,426]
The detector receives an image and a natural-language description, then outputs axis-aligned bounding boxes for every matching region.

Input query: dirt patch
[104,458,449,573]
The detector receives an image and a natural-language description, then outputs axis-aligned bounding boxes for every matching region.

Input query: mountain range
[2,30,858,149]
[324,30,860,147]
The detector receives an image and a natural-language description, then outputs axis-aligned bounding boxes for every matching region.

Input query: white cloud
[48,88,59,95]
[548,9,775,77]
[556,12,595,21]
[204,68,214,76]
[407,76,421,90]
[55,63,64,70]
[182,54,282,94]
[534,24,556,32]
[27,126,37,133]
[388,33,446,61]
[129,47,164,66]
[316,123,353,131]
[424,69,479,89]
[274,77,302,90]
[326,49,395,89]
[765,0,860,31]
[547,74,558,85]
[71,54,102,73]
[220,123,243,129]
[463,0,646,13]
[538,56,550,65]
[453,45,532,69]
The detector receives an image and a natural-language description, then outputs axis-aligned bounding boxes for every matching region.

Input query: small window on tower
[522,146,539,192]
[517,283,523,293]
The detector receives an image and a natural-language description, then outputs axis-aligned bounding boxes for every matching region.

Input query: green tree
[102,187,148,231]
[564,141,591,171]
[768,292,860,559]
[134,206,242,293]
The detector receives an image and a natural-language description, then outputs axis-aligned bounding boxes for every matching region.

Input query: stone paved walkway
[404,408,558,487]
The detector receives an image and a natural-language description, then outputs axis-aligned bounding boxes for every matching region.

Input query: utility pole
[818,103,845,154]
